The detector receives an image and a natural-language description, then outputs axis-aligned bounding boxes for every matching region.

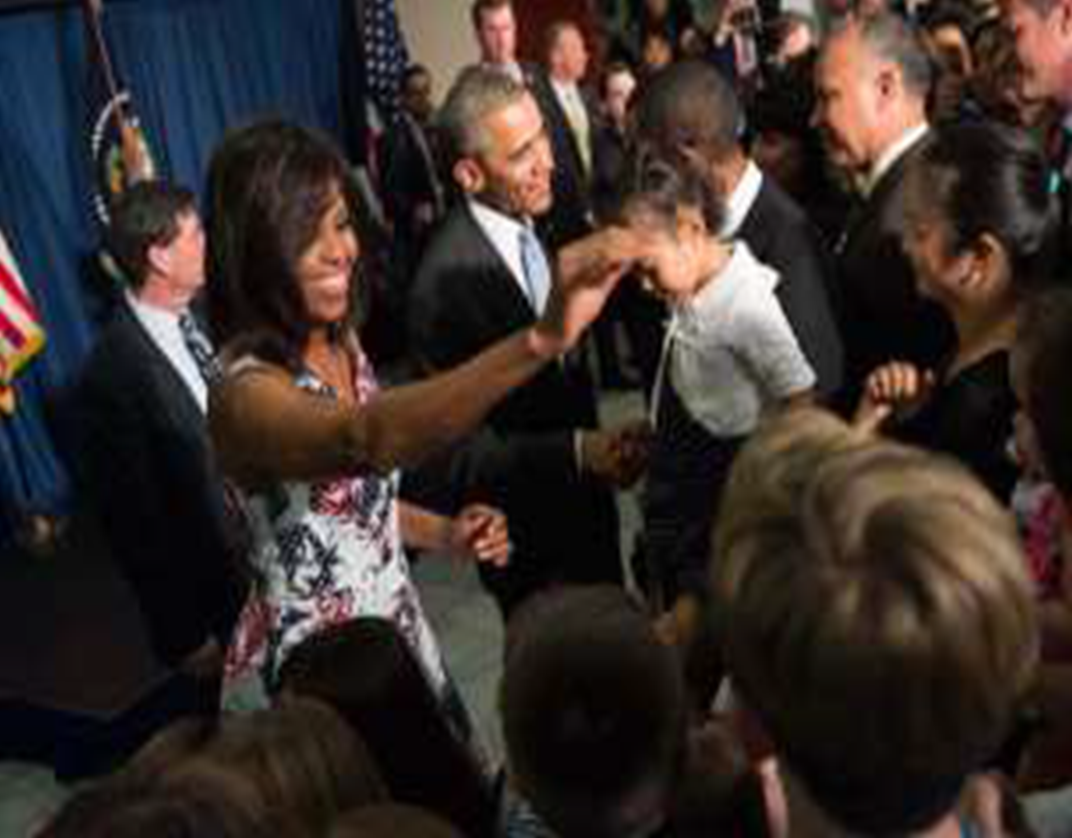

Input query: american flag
[362,0,411,125]
[0,229,45,415]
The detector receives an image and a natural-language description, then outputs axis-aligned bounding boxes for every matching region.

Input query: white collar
[468,198,529,239]
[467,199,535,302]
[125,288,182,329]
[866,122,928,195]
[721,159,764,238]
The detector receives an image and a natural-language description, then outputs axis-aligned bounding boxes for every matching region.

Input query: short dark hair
[280,618,498,838]
[1021,286,1072,499]
[914,120,1058,290]
[470,0,512,29]
[633,59,743,163]
[107,180,196,289]
[501,586,688,838]
[204,119,358,369]
[618,158,726,239]
[403,63,431,86]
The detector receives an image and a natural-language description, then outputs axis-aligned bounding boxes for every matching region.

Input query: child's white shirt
[654,241,816,437]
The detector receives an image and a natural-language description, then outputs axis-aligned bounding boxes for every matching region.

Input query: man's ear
[146,240,172,279]
[453,158,486,195]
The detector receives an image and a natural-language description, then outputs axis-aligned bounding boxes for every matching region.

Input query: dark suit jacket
[408,205,620,613]
[381,113,445,251]
[836,132,954,401]
[69,303,246,667]
[737,172,845,399]
[530,71,597,249]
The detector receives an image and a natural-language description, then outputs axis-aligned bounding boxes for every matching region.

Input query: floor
[0,389,645,836]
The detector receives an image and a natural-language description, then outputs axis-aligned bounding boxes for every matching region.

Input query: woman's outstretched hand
[530,226,659,359]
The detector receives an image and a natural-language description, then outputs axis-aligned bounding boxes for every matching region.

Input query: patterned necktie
[518,227,551,315]
[179,311,220,384]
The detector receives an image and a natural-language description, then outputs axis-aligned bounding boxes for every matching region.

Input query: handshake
[581,420,653,489]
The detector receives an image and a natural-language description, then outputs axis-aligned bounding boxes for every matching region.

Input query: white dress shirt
[721,159,765,239]
[125,290,208,413]
[654,242,816,437]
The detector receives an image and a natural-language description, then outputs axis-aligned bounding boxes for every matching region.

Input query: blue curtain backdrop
[0,0,363,544]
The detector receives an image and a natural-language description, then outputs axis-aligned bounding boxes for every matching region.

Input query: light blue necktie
[518,226,551,315]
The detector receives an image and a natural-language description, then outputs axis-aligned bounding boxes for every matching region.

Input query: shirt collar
[865,122,929,196]
[125,288,182,329]
[468,198,530,238]
[721,159,764,238]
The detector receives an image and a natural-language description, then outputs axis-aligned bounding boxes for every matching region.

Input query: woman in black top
[854,121,1059,501]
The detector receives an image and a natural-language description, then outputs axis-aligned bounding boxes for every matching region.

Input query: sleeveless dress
[221,342,447,704]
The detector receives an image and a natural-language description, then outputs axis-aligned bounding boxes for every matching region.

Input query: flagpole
[82,0,123,106]
[81,0,151,187]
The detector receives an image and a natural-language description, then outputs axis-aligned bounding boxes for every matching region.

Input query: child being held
[623,161,815,615]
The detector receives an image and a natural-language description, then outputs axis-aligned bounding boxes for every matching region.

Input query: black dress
[894,350,1017,502]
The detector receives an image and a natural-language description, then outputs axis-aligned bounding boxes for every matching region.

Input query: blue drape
[0,0,362,544]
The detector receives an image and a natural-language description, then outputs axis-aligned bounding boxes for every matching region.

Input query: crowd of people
[41,0,1072,833]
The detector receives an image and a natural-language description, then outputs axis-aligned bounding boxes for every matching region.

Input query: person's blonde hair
[715,439,1038,833]
[712,406,866,591]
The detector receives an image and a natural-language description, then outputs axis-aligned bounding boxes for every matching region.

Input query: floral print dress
[221,343,447,703]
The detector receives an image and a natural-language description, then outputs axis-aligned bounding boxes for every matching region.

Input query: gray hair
[833,11,933,98]
[438,65,529,163]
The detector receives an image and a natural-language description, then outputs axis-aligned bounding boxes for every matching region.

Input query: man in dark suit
[633,59,845,398]
[471,0,541,88]
[530,21,598,250]
[409,67,646,616]
[814,13,953,402]
[71,183,246,696]
[378,64,448,362]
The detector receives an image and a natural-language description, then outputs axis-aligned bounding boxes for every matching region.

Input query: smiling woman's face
[294,186,359,326]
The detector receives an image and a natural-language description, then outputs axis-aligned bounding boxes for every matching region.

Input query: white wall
[396,0,478,104]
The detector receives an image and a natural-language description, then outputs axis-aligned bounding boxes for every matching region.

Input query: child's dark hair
[618,156,725,236]
[501,586,688,838]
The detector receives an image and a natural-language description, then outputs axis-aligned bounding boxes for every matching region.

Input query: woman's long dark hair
[917,120,1059,293]
[205,119,360,371]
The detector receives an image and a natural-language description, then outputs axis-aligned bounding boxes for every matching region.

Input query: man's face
[604,70,637,126]
[1003,0,1072,104]
[403,71,435,122]
[550,27,589,82]
[813,30,886,172]
[477,5,518,67]
[471,93,554,218]
[163,210,206,294]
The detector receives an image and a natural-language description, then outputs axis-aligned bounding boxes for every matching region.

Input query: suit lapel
[459,205,539,325]
[117,303,205,429]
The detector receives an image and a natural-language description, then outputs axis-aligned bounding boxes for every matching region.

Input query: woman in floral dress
[203,119,647,705]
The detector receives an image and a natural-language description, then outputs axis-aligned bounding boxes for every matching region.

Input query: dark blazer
[835,132,954,402]
[530,71,597,249]
[69,303,246,667]
[408,205,620,614]
[381,113,445,252]
[736,171,845,399]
